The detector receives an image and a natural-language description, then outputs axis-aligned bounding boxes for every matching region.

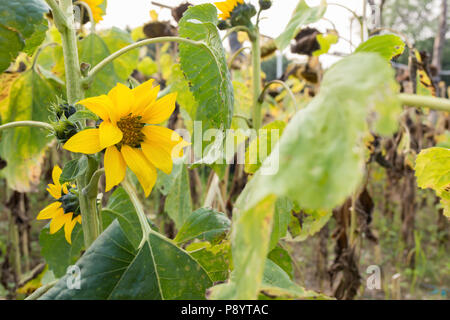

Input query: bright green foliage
[0,70,55,191]
[245,120,286,174]
[178,4,234,131]
[39,224,84,278]
[41,221,212,299]
[165,164,192,229]
[137,57,158,77]
[102,187,149,249]
[355,34,405,61]
[174,208,231,245]
[268,246,293,279]
[209,195,276,300]
[101,27,138,82]
[59,156,88,183]
[415,147,450,217]
[0,0,48,72]
[313,31,338,56]
[241,53,401,211]
[275,0,327,51]
[261,259,329,299]
[268,197,293,251]
[79,33,119,97]
[187,241,231,282]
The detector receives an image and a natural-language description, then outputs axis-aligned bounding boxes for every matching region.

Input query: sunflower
[37,165,82,244]
[80,0,104,23]
[63,80,189,197]
[214,0,244,20]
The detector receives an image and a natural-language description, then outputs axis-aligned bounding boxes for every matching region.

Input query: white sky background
[98,0,369,68]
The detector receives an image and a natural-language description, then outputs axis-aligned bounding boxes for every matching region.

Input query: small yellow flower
[63,80,189,197]
[81,0,104,23]
[214,0,244,20]
[37,165,81,244]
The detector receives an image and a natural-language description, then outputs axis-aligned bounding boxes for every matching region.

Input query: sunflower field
[0,0,449,302]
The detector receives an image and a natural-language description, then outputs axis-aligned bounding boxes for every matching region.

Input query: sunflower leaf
[40,220,212,299]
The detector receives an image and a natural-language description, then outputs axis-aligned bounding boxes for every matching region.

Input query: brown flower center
[116,114,145,148]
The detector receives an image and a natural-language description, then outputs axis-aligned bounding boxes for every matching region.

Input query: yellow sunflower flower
[214,0,244,20]
[63,80,189,197]
[37,165,82,244]
[81,0,104,23]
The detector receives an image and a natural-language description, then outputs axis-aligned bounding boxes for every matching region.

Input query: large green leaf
[39,223,84,278]
[187,241,231,282]
[268,197,293,251]
[415,147,450,217]
[238,53,401,212]
[0,70,55,191]
[101,27,138,82]
[79,33,119,97]
[178,4,234,131]
[355,34,405,61]
[165,164,192,229]
[275,0,327,51]
[209,195,276,300]
[268,246,293,279]
[41,220,213,299]
[288,210,332,241]
[0,0,49,72]
[174,208,231,245]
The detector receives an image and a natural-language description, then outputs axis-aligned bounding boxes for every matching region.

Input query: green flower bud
[218,20,230,30]
[259,0,272,10]
[52,119,78,144]
[230,3,257,28]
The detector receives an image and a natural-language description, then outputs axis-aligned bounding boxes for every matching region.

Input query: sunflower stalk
[250,26,263,131]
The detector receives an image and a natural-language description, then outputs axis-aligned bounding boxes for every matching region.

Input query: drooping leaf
[261,259,330,299]
[275,0,327,51]
[237,53,401,212]
[269,197,293,250]
[101,27,138,82]
[0,70,55,191]
[59,156,88,183]
[79,33,119,97]
[187,241,231,282]
[39,223,84,278]
[179,4,234,132]
[268,246,293,279]
[174,208,231,245]
[415,147,450,217]
[355,34,405,61]
[0,0,49,72]
[23,18,48,55]
[313,31,338,57]
[209,195,276,300]
[41,220,212,299]
[165,164,192,229]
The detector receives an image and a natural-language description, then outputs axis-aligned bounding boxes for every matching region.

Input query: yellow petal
[63,129,103,154]
[99,121,123,149]
[141,92,177,124]
[62,183,69,195]
[141,142,173,175]
[104,146,127,191]
[121,145,157,197]
[49,211,70,234]
[131,79,160,114]
[37,202,62,220]
[52,165,62,186]
[64,213,76,244]
[108,83,135,121]
[75,215,82,224]
[47,184,61,199]
[142,126,190,158]
[77,95,113,121]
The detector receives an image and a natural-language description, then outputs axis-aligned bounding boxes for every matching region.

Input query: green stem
[0,121,53,132]
[25,280,58,300]
[57,0,83,104]
[122,179,152,249]
[250,28,263,131]
[399,93,450,112]
[82,168,104,198]
[74,1,96,34]
[83,37,211,85]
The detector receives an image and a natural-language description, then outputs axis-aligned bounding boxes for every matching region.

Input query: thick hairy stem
[83,37,210,84]
[251,28,263,131]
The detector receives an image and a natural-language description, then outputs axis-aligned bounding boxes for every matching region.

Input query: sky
[98,0,369,67]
